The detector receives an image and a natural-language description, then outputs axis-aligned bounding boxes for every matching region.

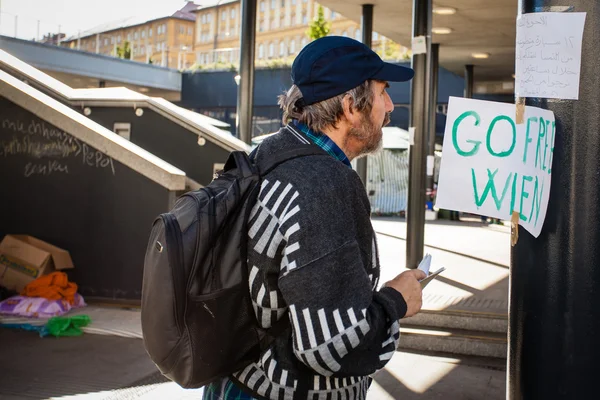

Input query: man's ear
[342,95,359,126]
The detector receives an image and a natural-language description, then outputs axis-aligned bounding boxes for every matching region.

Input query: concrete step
[402,309,508,333]
[398,324,507,359]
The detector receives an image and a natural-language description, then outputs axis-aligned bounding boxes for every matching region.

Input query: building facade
[62,2,197,69]
[192,0,403,67]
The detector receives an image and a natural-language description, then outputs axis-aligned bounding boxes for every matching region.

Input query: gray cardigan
[233,125,407,400]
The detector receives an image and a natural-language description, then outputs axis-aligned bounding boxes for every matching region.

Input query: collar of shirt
[290,121,352,168]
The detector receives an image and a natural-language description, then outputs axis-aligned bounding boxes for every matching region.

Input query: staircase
[399,305,508,359]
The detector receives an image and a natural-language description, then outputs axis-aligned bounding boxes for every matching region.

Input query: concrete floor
[0,217,510,399]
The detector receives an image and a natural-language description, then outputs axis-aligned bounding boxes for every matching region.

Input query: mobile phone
[419,267,446,289]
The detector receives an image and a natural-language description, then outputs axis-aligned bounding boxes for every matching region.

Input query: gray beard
[346,116,384,159]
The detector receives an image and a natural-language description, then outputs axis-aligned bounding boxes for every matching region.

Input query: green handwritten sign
[436,97,555,238]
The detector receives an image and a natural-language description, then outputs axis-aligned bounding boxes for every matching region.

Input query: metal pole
[464,64,474,98]
[425,43,439,200]
[509,1,600,398]
[406,0,432,269]
[237,0,257,144]
[356,4,373,187]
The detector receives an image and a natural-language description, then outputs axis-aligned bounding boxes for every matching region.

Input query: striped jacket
[232,125,408,400]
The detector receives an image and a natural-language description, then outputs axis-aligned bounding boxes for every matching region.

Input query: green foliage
[116,41,131,59]
[307,6,330,41]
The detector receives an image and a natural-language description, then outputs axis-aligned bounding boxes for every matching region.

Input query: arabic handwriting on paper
[515,12,586,100]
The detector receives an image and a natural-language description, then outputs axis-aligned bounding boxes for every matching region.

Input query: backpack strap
[223,151,256,178]
[258,145,329,176]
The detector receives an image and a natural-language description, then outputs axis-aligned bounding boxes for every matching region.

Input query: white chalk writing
[24,161,69,177]
[0,117,116,177]
[515,12,586,100]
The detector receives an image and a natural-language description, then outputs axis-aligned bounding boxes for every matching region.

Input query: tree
[116,41,132,60]
[307,6,330,41]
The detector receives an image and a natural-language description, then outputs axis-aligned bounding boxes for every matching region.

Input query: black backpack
[141,146,324,389]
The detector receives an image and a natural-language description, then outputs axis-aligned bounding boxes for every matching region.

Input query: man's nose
[385,92,394,113]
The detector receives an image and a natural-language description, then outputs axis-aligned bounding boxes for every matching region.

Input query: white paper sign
[436,97,555,237]
[515,12,586,100]
[408,126,415,145]
[426,155,435,176]
[412,36,427,55]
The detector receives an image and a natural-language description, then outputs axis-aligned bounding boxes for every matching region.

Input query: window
[222,11,226,21]
[118,36,122,43]
[355,29,361,40]
[260,1,265,12]
[291,13,295,25]
[110,37,115,44]
[104,38,108,46]
[271,0,276,9]
[127,33,131,41]
[258,44,264,59]
[342,30,348,37]
[302,13,307,24]
[331,11,336,19]
[208,14,212,22]
[134,32,139,40]
[231,8,236,18]
[259,20,264,32]
[373,32,379,40]
[290,39,296,53]
[301,37,307,48]
[180,25,186,34]
[291,0,296,5]
[188,27,193,35]
[279,41,285,56]
[202,14,206,24]
[149,28,153,37]
[143,30,147,38]
[280,15,284,28]
[269,42,274,57]
[270,18,274,30]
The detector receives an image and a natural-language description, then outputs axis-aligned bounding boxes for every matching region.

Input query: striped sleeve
[279,241,408,377]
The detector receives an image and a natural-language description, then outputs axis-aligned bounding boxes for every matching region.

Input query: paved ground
[0,217,510,400]
[373,217,510,314]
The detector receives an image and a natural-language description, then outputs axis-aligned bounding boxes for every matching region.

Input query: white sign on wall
[436,97,556,237]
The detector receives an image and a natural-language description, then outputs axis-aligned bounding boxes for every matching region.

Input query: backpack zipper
[161,213,185,334]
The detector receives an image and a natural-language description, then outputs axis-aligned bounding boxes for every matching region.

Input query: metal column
[464,64,474,98]
[509,0,600,398]
[406,0,432,269]
[356,4,373,187]
[236,0,257,144]
[425,43,439,200]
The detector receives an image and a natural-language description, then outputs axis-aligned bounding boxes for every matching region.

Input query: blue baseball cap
[291,36,414,106]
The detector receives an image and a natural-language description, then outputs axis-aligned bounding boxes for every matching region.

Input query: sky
[0,0,200,40]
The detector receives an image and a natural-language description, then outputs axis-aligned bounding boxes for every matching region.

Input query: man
[204,36,426,400]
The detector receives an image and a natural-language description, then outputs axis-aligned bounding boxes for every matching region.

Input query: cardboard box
[0,235,74,293]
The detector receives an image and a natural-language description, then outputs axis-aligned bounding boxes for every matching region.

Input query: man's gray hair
[278,80,374,133]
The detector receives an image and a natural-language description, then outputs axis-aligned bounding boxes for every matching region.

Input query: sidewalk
[0,217,509,399]
[373,217,510,314]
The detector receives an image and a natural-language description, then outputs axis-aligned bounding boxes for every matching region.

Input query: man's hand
[384,269,426,318]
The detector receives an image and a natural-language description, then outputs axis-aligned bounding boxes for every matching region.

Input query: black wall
[83,107,232,186]
[0,97,175,300]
